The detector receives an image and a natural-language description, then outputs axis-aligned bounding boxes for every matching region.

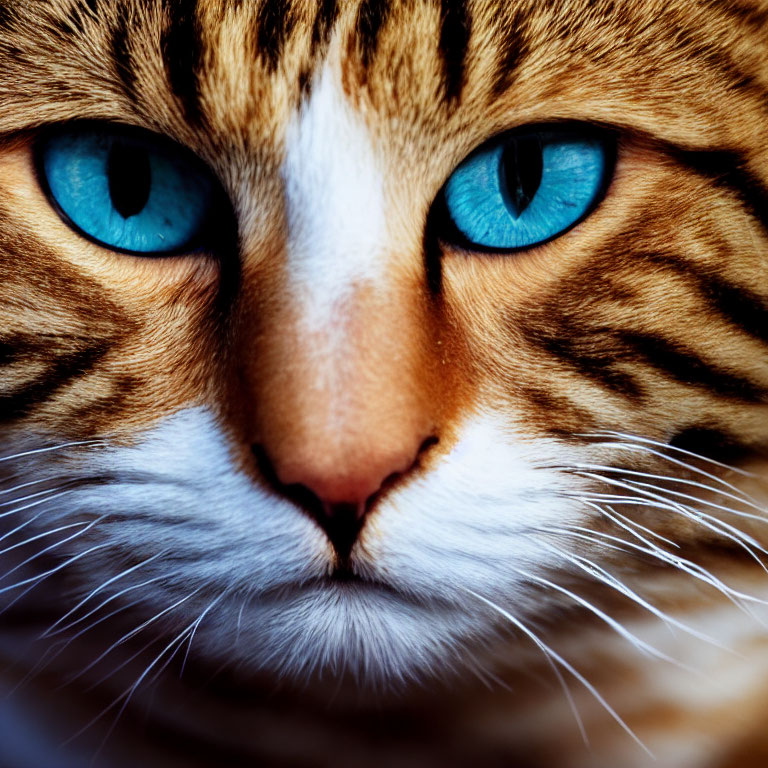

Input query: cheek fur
[3,407,586,683]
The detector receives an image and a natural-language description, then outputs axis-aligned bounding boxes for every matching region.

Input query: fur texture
[1,1,768,766]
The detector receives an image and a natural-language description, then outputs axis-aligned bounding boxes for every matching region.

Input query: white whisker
[0,515,106,588]
[0,477,62,498]
[464,587,651,756]
[578,498,680,549]
[0,520,90,557]
[536,539,728,649]
[0,541,111,598]
[568,463,766,517]
[0,485,75,509]
[64,623,194,754]
[11,594,152,697]
[586,439,761,502]
[43,551,167,638]
[575,473,768,569]
[546,523,768,621]
[580,432,756,477]
[43,575,166,639]
[0,440,106,464]
[180,592,226,677]
[512,565,689,670]
[0,488,73,524]
[64,588,203,686]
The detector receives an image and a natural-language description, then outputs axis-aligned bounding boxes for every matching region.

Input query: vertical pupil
[107,140,151,218]
[501,135,543,218]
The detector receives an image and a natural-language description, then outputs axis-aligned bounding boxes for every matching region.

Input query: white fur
[0,407,585,685]
[281,63,387,333]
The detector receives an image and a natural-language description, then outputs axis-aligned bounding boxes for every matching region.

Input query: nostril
[418,435,439,455]
[251,444,364,562]
[251,432,440,565]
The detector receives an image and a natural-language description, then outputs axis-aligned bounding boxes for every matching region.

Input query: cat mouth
[254,569,436,608]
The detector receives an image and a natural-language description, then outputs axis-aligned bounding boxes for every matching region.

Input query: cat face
[1,0,767,696]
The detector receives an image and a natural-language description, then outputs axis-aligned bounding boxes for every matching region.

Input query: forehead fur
[1,0,766,267]
[1,0,766,145]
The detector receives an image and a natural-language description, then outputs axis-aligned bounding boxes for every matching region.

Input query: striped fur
[1,1,768,767]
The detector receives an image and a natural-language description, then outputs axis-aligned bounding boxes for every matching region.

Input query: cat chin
[182,580,497,689]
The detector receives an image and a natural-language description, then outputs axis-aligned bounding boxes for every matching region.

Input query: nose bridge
[281,62,388,329]
[235,63,441,509]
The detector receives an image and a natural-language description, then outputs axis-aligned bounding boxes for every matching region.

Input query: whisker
[0,489,73,525]
[535,539,728,649]
[0,440,106,464]
[578,498,680,549]
[0,478,55,497]
[545,523,768,619]
[180,592,225,677]
[512,566,688,669]
[0,520,91,557]
[89,594,225,753]
[574,474,768,568]
[43,575,166,639]
[0,541,111,599]
[10,593,152,697]
[567,463,766,517]
[42,551,167,638]
[585,440,761,502]
[0,508,49,546]
[580,431,756,477]
[63,622,195,754]
[0,484,76,509]
[64,588,203,686]
[463,587,651,756]
[235,597,246,648]
[0,515,106,588]
[81,627,172,694]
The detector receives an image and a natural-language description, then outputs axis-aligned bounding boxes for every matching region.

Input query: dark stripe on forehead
[491,9,530,98]
[669,425,753,464]
[521,385,597,437]
[671,147,768,234]
[111,5,138,103]
[311,0,339,54]
[0,226,126,328]
[437,0,471,104]
[66,374,138,434]
[355,0,391,72]
[162,0,205,125]
[0,4,15,32]
[60,3,89,36]
[540,334,645,399]
[616,330,767,402]
[256,2,297,72]
[699,0,768,33]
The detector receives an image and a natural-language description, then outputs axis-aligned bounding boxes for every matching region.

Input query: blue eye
[442,126,612,251]
[38,126,216,254]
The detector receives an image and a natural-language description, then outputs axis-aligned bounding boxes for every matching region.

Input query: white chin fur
[2,407,583,685]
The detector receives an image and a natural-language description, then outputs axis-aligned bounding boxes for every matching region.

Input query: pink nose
[254,435,435,561]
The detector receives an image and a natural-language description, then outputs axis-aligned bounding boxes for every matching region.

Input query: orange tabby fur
[1,1,768,766]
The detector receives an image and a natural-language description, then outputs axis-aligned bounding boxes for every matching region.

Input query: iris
[443,126,612,251]
[39,125,215,254]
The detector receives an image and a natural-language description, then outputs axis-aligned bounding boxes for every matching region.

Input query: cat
[1,0,768,766]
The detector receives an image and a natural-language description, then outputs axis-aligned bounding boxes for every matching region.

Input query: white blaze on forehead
[281,63,387,329]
